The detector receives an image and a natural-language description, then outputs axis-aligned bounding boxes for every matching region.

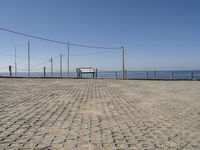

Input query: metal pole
[14,47,17,76]
[9,65,12,77]
[125,69,127,79]
[191,72,193,80]
[43,66,46,77]
[28,41,30,77]
[67,41,69,77]
[122,46,125,79]
[146,72,148,79]
[153,70,156,79]
[60,54,62,77]
[171,72,174,80]
[50,56,53,77]
[95,68,98,78]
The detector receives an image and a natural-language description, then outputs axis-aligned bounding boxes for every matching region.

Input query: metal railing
[0,67,200,80]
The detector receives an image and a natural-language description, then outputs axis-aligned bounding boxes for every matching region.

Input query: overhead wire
[0,66,8,69]
[68,49,116,56]
[31,60,50,68]
[0,27,67,45]
[0,27,122,74]
[30,67,44,71]
[17,67,27,71]
[0,27,121,49]
[0,52,47,60]
[0,52,26,59]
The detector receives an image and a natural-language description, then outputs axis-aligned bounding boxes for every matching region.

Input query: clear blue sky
[0,0,200,72]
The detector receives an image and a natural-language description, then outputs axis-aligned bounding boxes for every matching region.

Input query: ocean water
[0,70,200,80]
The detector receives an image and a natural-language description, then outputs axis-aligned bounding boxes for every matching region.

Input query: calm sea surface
[0,70,200,80]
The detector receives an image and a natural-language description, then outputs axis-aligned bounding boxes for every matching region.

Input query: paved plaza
[0,78,199,150]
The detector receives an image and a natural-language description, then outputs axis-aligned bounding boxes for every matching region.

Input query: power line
[0,52,47,60]
[0,27,121,49]
[68,49,116,56]
[31,67,44,71]
[17,67,27,71]
[0,52,26,58]
[0,27,67,45]
[24,54,59,69]
[0,66,8,69]
[69,43,120,50]
[31,60,49,68]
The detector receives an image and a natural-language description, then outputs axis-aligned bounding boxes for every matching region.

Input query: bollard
[9,65,12,77]
[96,68,98,78]
[115,72,118,79]
[43,67,46,77]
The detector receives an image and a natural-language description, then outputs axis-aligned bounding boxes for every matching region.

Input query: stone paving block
[0,79,199,149]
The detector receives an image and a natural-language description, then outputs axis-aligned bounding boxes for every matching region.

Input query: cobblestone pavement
[0,78,199,150]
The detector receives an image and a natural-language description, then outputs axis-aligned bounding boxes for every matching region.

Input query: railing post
[121,46,125,79]
[60,54,62,77]
[9,65,12,77]
[28,41,30,77]
[50,56,53,77]
[190,72,193,80]
[146,72,148,79]
[115,72,118,79]
[125,70,127,79]
[153,71,156,79]
[15,47,17,76]
[43,66,46,77]
[96,68,98,78]
[171,72,174,80]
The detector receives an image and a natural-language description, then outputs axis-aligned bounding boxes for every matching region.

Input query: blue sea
[0,70,200,80]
